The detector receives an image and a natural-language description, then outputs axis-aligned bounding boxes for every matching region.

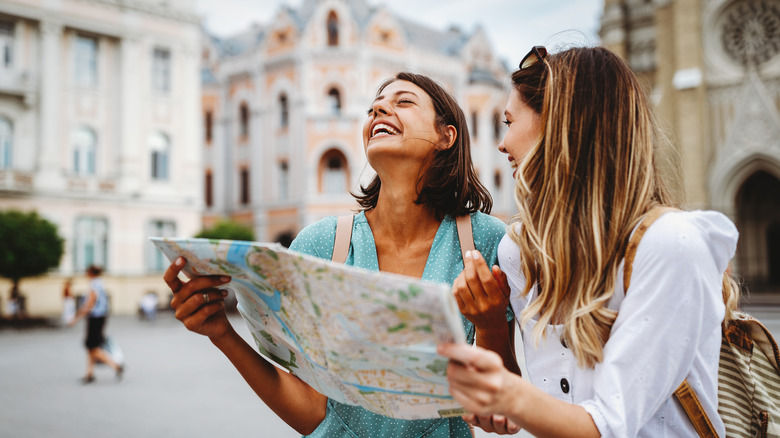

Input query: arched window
[279,93,289,127]
[735,170,780,289]
[0,116,12,169]
[150,132,170,181]
[327,87,341,116]
[320,149,347,194]
[493,110,502,141]
[239,102,249,137]
[72,126,97,175]
[327,11,339,46]
[274,231,295,248]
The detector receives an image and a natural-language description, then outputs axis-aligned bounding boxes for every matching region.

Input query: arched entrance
[735,170,780,294]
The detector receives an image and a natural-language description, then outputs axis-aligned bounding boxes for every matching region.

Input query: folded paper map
[150,237,467,419]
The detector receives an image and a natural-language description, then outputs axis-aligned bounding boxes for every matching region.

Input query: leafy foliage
[195,220,255,242]
[0,210,64,281]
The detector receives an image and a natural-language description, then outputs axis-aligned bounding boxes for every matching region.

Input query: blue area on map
[225,243,283,312]
[348,383,453,399]
[226,242,250,267]
[222,242,326,371]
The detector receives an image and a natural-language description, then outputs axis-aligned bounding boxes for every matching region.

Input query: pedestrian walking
[70,265,124,384]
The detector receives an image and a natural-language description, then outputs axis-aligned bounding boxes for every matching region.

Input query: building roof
[204,0,475,60]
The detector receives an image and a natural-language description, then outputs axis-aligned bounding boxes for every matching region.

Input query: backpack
[624,207,780,438]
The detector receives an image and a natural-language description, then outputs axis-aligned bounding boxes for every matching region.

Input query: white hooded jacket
[499,210,738,437]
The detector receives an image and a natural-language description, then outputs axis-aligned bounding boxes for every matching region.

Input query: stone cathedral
[601,0,780,299]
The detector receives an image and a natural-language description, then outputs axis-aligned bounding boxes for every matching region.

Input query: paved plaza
[1,307,778,438]
[0,313,299,438]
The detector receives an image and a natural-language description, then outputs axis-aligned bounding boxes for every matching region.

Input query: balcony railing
[0,69,36,105]
[0,169,33,192]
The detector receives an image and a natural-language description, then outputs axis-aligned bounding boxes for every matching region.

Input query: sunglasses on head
[519,46,548,70]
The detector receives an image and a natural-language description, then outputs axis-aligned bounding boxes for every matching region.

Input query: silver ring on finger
[202,292,210,303]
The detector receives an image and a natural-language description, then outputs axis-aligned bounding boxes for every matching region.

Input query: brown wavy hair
[508,47,740,367]
[354,72,492,217]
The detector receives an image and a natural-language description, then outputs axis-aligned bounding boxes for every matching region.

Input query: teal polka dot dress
[289,211,507,438]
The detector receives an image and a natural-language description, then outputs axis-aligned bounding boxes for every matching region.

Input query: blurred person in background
[71,265,124,384]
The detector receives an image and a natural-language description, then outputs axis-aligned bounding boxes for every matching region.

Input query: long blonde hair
[509,47,739,367]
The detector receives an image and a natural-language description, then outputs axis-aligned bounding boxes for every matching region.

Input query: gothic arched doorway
[735,170,780,294]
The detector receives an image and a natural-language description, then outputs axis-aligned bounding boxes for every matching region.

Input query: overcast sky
[195,0,604,66]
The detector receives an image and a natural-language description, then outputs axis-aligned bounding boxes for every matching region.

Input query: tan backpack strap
[332,215,354,264]
[673,380,719,438]
[456,215,474,261]
[623,206,678,292]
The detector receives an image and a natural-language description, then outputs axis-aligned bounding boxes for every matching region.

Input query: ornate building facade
[200,0,513,246]
[601,0,780,297]
[0,0,202,315]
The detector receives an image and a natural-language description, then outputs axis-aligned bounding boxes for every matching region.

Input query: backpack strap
[456,214,474,261]
[332,214,474,264]
[673,381,719,438]
[623,206,718,438]
[332,215,354,264]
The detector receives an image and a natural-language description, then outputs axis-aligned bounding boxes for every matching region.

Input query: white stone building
[0,0,202,315]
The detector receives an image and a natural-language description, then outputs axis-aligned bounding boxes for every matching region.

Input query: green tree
[0,210,65,306]
[195,220,255,242]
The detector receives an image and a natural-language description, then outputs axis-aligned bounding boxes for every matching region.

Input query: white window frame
[0,20,14,72]
[150,132,170,181]
[72,126,97,176]
[147,220,176,271]
[278,161,289,200]
[152,47,171,93]
[74,35,98,88]
[0,116,12,169]
[73,216,108,272]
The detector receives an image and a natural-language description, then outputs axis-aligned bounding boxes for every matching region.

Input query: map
[150,237,468,420]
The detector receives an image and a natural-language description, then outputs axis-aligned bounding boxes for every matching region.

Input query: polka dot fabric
[289,211,507,438]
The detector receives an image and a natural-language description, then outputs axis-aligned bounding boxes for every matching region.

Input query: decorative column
[118,33,143,195]
[36,20,63,190]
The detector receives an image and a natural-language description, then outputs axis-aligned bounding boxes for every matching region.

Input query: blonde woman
[439,46,739,436]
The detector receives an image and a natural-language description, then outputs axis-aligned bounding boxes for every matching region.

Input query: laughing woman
[163,72,511,437]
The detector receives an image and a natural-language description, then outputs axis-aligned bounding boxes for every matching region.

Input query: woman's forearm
[211,328,328,435]
[475,322,522,376]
